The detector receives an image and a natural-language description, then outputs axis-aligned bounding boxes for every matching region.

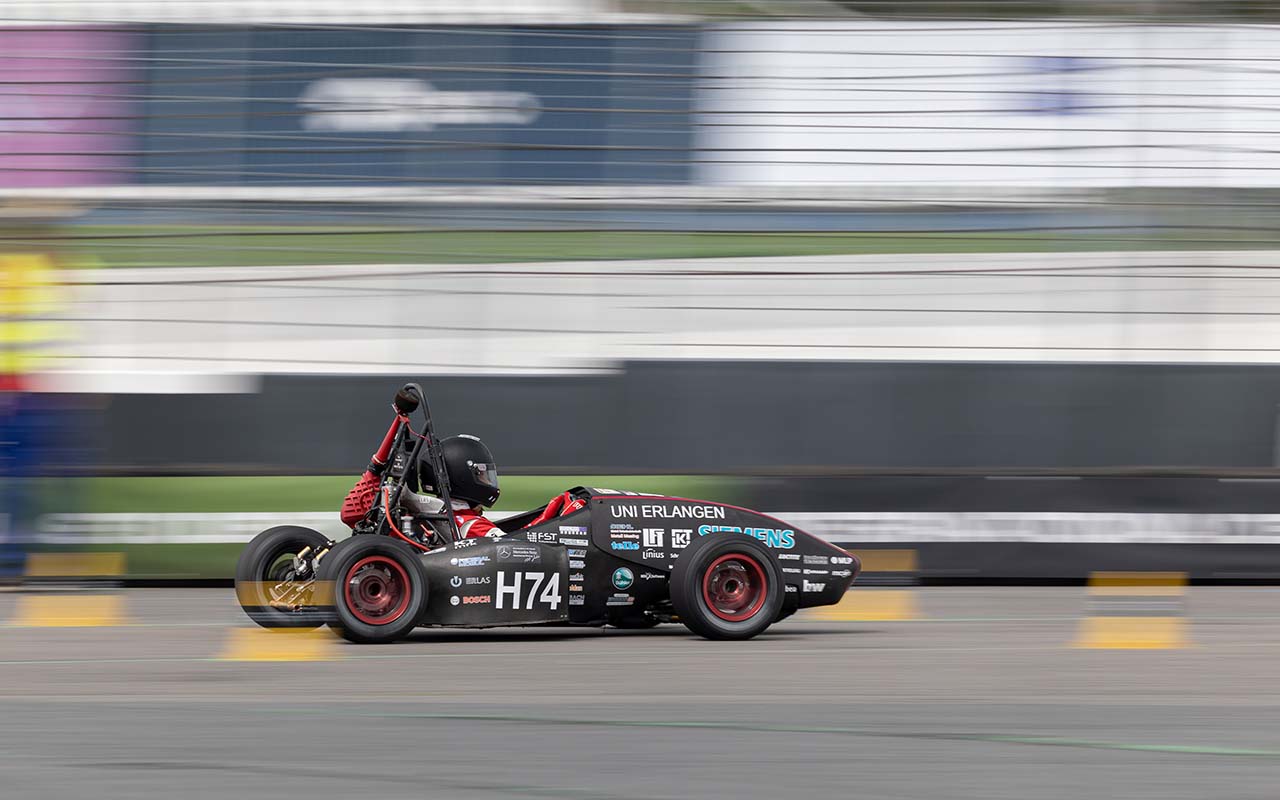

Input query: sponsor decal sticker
[498,543,541,563]
[803,569,829,576]
[452,539,478,548]
[559,538,588,547]
[462,595,490,605]
[569,584,584,592]
[450,575,462,588]
[569,572,584,582]
[642,550,665,560]
[697,524,795,549]
[450,596,460,606]
[831,555,854,565]
[611,541,640,551]
[569,595,584,606]
[803,555,829,566]
[781,567,801,574]
[558,525,588,536]
[784,584,798,593]
[606,593,634,606]
[671,529,692,549]
[566,548,587,558]
[569,560,585,569]
[802,580,826,592]
[831,569,853,577]
[465,575,491,585]
[528,531,558,544]
[778,553,800,561]
[612,567,635,590]
[642,528,664,548]
[450,555,490,568]
[639,571,666,581]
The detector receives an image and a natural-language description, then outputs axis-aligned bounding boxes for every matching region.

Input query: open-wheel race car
[235,383,860,642]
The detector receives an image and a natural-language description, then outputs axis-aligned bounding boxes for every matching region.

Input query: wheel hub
[702,554,768,623]
[344,555,411,626]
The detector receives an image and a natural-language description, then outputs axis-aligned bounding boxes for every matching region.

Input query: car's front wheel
[235,526,332,629]
[670,532,784,640]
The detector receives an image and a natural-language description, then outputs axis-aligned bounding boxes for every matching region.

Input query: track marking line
[310,712,1280,759]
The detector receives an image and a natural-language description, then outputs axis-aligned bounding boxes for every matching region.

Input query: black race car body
[236,384,861,642]
[413,488,860,627]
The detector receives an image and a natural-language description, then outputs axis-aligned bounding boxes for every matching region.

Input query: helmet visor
[469,460,498,490]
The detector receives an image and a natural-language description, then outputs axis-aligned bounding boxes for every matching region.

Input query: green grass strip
[22,227,1279,268]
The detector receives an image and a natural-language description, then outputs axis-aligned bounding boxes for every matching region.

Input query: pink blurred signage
[0,28,137,188]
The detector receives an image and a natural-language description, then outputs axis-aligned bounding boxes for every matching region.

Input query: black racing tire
[235,526,332,629]
[319,535,429,644]
[670,532,784,641]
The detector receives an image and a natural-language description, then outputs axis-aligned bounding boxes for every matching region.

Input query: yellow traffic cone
[218,628,340,662]
[809,549,920,622]
[10,552,128,627]
[1074,571,1189,649]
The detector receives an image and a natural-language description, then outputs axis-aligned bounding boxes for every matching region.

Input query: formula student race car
[235,383,860,642]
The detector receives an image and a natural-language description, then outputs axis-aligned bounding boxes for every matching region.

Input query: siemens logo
[697,525,795,549]
[611,541,640,551]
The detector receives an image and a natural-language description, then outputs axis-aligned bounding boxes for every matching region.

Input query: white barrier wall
[696,21,1280,188]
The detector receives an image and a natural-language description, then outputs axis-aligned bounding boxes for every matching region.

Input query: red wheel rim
[701,553,768,622]
[343,555,411,626]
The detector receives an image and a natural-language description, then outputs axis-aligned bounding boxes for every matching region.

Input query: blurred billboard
[0,28,138,188]
[697,21,1280,188]
[139,26,697,186]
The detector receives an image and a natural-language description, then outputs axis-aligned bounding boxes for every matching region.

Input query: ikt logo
[642,528,664,548]
[671,529,692,549]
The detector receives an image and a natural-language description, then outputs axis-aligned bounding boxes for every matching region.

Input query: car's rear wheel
[235,526,332,629]
[320,536,428,644]
[670,532,783,640]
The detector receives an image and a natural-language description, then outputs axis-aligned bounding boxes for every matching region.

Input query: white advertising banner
[696,21,1280,188]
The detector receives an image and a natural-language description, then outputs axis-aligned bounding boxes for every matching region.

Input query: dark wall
[98,360,1280,474]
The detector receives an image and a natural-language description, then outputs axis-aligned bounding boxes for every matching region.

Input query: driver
[412,434,503,538]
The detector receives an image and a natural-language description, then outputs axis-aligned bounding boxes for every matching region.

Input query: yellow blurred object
[0,252,64,376]
[24,552,126,578]
[809,589,918,622]
[1074,616,1189,650]
[1074,571,1189,649]
[808,547,921,621]
[218,628,340,662]
[11,594,126,627]
[846,549,917,573]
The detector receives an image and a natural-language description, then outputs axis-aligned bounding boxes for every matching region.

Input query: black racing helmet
[421,434,500,508]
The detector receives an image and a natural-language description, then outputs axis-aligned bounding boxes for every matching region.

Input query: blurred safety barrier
[807,549,919,622]
[10,552,128,627]
[1073,572,1189,650]
[218,628,339,662]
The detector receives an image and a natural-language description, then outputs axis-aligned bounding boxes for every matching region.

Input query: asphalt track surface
[3,587,1280,799]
